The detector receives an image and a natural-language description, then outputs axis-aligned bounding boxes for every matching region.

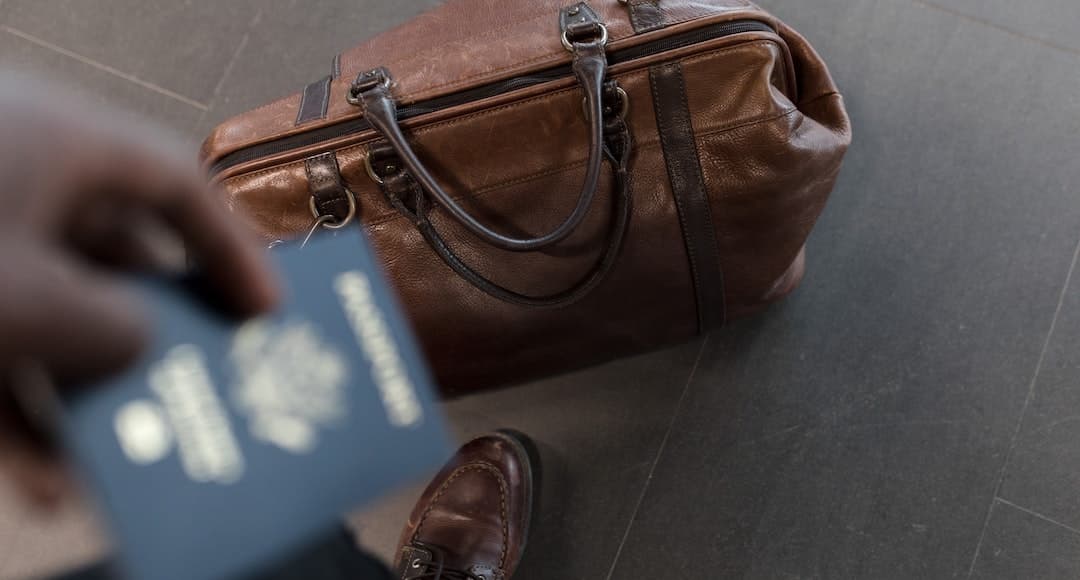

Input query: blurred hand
[0,76,280,506]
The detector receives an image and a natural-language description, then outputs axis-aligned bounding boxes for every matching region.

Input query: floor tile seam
[965,233,1080,578]
[911,0,1080,58]
[994,496,1080,537]
[0,25,208,110]
[602,335,711,580]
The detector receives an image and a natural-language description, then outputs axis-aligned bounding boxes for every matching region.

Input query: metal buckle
[364,142,409,185]
[561,23,608,52]
[307,187,357,230]
[582,85,629,120]
[347,67,392,105]
[364,151,386,185]
[268,188,357,250]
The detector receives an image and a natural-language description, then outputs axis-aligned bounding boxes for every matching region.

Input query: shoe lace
[408,542,487,580]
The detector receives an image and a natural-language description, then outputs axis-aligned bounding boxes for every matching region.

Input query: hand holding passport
[57,229,451,580]
[0,87,451,580]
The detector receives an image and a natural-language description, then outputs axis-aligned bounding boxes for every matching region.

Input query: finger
[155,180,282,317]
[0,242,149,383]
[67,203,188,274]
[61,140,281,318]
[0,434,71,509]
[3,95,281,318]
[0,382,71,509]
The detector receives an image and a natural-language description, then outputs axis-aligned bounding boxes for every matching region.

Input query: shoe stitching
[412,461,511,572]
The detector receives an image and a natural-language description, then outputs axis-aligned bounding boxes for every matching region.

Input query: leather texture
[395,432,535,580]
[559,2,602,41]
[296,75,332,125]
[627,0,665,32]
[304,152,351,223]
[200,0,755,162]
[202,0,851,395]
[650,61,726,331]
[370,111,633,308]
[353,45,608,253]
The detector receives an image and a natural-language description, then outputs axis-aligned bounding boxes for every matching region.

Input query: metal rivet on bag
[568,5,579,15]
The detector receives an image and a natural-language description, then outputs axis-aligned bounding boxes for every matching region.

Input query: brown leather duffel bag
[202,0,851,395]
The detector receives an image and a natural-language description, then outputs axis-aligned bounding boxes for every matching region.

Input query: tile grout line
[911,0,1080,58]
[603,334,711,580]
[965,234,1080,578]
[193,8,263,132]
[995,497,1080,537]
[0,25,208,111]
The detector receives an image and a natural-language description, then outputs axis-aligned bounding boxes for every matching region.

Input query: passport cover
[58,228,451,580]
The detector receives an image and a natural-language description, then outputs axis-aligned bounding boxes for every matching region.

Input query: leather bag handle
[369,112,633,308]
[349,17,612,253]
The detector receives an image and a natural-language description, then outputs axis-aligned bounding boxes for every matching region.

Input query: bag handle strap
[369,112,633,308]
[348,5,612,252]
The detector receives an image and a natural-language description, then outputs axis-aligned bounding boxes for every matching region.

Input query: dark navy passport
[58,228,451,580]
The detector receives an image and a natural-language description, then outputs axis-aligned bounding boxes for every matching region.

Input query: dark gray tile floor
[1,0,1078,579]
[996,246,1080,529]
[915,0,1080,55]
[970,499,1080,580]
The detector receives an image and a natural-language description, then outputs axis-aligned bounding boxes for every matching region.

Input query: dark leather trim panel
[305,152,351,221]
[559,2,602,39]
[650,62,727,331]
[626,0,664,33]
[296,75,332,125]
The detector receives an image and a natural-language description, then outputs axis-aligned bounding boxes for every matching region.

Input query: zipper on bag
[209,19,776,176]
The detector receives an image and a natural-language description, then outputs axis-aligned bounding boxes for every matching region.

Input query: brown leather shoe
[395,430,537,580]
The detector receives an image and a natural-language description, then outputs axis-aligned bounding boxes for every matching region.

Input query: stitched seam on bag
[354,8,570,100]
[317,77,331,120]
[213,8,764,158]
[696,107,801,143]
[474,160,587,196]
[224,39,786,181]
[672,65,704,294]
[396,12,761,101]
[671,63,710,327]
[376,10,556,81]
[676,62,727,325]
[297,77,333,126]
[353,108,799,230]
[413,52,571,100]
[220,39,780,171]
[695,108,801,159]
[628,0,663,33]
[307,154,349,214]
[225,104,796,200]
[296,83,310,126]
[651,64,703,323]
[796,90,841,108]
[227,41,790,176]
[394,40,789,136]
[774,41,791,103]
[412,462,509,570]
[224,105,797,202]
[398,106,797,203]
[206,95,299,153]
